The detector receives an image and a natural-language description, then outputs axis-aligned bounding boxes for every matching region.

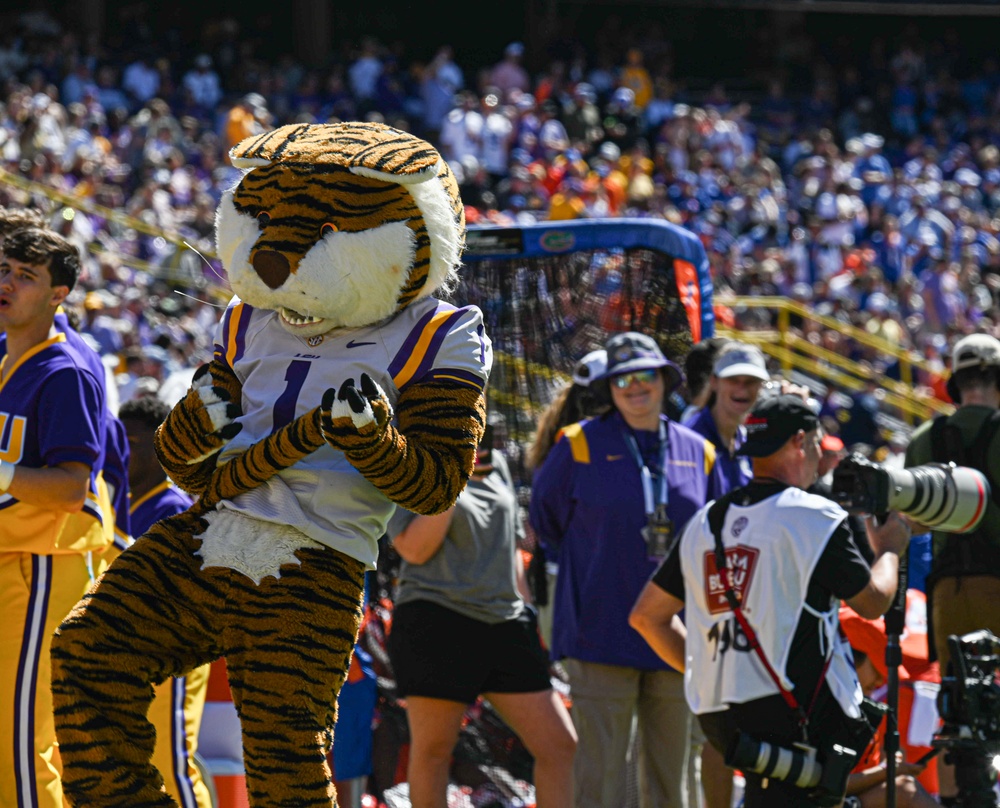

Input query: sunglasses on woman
[611,369,659,389]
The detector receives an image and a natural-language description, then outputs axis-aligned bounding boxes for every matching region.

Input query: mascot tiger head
[216,122,466,337]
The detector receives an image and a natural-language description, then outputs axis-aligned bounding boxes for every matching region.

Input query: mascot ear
[229,123,442,183]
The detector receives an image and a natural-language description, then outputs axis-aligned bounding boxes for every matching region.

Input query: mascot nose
[253,250,291,289]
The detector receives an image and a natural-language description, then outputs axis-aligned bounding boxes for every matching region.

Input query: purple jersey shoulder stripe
[215,300,254,367]
[395,308,467,390]
[231,302,253,365]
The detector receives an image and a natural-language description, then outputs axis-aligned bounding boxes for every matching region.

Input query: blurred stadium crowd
[3,6,998,806]
[0,8,997,427]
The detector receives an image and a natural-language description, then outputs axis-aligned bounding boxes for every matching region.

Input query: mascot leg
[51,515,223,807]
[223,546,364,807]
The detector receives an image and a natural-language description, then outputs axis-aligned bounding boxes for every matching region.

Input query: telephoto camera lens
[832,455,990,533]
[725,732,822,789]
[884,464,989,532]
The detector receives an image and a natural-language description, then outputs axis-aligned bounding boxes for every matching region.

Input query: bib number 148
[707,616,751,661]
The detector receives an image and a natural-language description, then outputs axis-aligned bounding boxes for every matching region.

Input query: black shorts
[387,600,552,704]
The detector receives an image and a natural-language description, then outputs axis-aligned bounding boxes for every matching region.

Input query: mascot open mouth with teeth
[52,122,492,807]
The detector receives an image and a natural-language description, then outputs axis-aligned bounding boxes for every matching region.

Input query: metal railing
[0,167,957,426]
[717,296,953,423]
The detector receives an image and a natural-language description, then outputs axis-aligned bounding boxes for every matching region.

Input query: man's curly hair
[3,227,81,290]
[0,206,48,238]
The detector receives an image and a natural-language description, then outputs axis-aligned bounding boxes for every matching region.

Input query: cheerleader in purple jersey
[0,229,112,808]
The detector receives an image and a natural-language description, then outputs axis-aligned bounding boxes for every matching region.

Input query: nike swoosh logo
[346,340,376,348]
[606,454,624,461]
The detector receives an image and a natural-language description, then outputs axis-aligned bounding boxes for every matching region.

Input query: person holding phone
[842,650,940,808]
[387,428,577,808]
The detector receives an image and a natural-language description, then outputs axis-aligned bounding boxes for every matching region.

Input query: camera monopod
[882,541,908,808]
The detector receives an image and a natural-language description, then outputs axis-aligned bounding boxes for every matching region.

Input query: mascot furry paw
[52,122,492,807]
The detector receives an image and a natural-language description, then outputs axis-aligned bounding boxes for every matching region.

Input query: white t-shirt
[440,109,483,164]
[480,112,514,174]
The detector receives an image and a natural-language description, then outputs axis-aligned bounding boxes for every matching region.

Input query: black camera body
[725,732,859,807]
[829,453,890,517]
[932,630,1000,808]
[934,630,1000,751]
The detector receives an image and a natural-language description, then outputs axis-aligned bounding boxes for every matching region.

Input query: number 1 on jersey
[272,359,312,431]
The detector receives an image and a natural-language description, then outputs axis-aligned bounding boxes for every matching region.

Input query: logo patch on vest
[307,335,324,347]
[703,545,760,615]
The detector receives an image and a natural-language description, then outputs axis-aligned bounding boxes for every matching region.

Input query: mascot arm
[321,375,486,515]
[154,361,243,496]
[197,405,328,511]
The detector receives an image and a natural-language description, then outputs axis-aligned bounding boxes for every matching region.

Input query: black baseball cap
[738,394,819,458]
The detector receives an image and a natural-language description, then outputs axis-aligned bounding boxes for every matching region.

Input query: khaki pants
[931,575,1000,669]
[564,658,692,808]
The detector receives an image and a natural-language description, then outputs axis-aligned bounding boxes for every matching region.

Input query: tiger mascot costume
[51,122,492,807]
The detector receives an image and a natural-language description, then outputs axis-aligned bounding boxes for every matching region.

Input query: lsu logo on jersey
[702,545,760,615]
[0,412,26,463]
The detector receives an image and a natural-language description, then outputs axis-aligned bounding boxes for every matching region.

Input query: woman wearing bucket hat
[530,331,725,808]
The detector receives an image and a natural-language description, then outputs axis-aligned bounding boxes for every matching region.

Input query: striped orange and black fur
[52,510,365,807]
[51,122,487,807]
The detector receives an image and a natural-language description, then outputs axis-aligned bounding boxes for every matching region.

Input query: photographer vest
[679,487,863,721]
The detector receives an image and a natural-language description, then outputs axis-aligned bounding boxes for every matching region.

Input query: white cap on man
[951,333,1000,372]
[946,333,1000,403]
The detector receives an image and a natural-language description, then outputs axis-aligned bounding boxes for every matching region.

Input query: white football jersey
[211,295,492,568]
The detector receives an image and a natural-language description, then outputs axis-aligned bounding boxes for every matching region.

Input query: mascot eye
[321,222,338,236]
[257,212,271,227]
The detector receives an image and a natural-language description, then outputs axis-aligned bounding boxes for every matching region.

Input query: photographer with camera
[904,333,1000,806]
[905,334,1000,665]
[630,394,911,807]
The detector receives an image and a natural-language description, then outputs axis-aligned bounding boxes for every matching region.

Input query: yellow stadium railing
[0,167,957,427]
[716,296,953,424]
[0,166,231,298]
[0,166,220,256]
